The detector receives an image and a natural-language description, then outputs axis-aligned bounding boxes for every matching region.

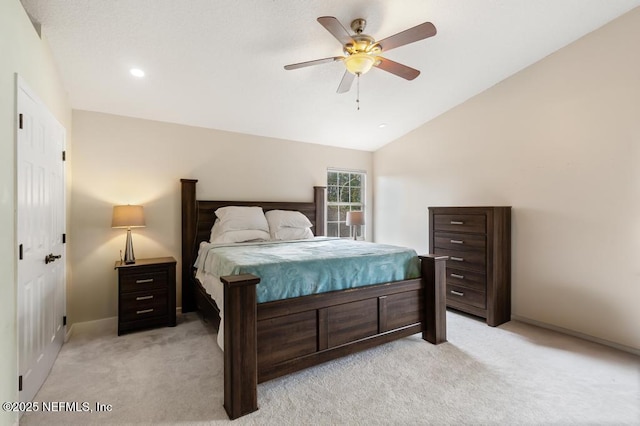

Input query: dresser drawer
[120,289,168,322]
[446,267,486,292]
[433,214,486,234]
[434,232,486,251]
[120,270,167,293]
[434,248,486,272]
[447,284,486,310]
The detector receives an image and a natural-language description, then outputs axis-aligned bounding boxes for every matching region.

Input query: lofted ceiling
[20,0,640,151]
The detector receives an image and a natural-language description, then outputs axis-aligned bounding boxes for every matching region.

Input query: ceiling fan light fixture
[344,53,376,75]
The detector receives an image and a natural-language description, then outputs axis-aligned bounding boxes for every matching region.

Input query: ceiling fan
[284,16,437,94]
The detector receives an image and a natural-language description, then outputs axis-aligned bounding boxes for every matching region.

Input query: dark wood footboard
[221,254,447,420]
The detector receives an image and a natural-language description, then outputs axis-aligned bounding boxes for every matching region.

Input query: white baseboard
[511,314,640,356]
[65,316,118,341]
[65,309,183,341]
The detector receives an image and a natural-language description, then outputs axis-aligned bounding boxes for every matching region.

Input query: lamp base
[123,228,136,264]
[351,226,359,240]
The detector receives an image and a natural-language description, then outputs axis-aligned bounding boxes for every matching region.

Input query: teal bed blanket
[195,238,421,303]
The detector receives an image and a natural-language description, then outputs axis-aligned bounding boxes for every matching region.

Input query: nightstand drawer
[446,267,486,292]
[120,270,167,293]
[433,214,486,234]
[120,289,168,322]
[434,247,486,272]
[446,284,486,309]
[434,232,486,251]
[115,257,177,335]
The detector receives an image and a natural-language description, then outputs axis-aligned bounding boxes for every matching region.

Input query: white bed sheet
[195,267,226,350]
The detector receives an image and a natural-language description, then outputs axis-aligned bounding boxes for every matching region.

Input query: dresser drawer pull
[450,273,465,279]
[450,221,464,225]
[136,308,154,315]
[450,256,464,262]
[136,278,154,284]
[136,295,154,301]
[450,239,464,244]
[450,290,465,297]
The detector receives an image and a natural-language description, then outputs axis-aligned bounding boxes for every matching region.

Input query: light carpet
[20,311,639,425]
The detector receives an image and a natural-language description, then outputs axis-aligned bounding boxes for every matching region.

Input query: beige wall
[69,110,373,324]
[373,8,640,350]
[0,0,71,423]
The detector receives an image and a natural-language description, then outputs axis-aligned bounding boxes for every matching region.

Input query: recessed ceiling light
[130,68,145,78]
[378,123,388,128]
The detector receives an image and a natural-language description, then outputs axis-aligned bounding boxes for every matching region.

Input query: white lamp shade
[346,211,365,226]
[344,53,376,75]
[112,205,146,228]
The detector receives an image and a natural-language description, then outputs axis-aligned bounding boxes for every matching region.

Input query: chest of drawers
[428,207,511,326]
[115,257,177,335]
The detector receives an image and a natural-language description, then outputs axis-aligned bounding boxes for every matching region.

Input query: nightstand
[115,257,177,335]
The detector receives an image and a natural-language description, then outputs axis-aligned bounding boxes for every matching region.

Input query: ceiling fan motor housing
[343,32,381,75]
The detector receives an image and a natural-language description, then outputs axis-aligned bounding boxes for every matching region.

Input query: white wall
[69,110,373,324]
[0,0,71,423]
[373,8,640,350]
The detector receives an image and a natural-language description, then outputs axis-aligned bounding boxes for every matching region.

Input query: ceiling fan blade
[317,16,354,46]
[376,22,437,52]
[375,57,421,80]
[284,56,342,70]
[336,70,355,93]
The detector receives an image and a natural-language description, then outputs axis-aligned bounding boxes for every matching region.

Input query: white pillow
[265,210,312,230]
[272,227,314,241]
[210,228,270,244]
[265,210,314,240]
[214,206,269,232]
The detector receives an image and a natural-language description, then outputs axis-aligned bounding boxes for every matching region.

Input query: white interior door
[17,76,66,403]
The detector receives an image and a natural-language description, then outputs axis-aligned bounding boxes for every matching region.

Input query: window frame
[326,168,366,239]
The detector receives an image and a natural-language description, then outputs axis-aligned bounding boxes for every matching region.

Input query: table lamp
[346,211,364,240]
[112,205,145,264]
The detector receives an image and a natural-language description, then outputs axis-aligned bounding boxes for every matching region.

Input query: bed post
[221,274,261,420]
[314,186,326,236]
[419,254,448,344]
[181,179,198,313]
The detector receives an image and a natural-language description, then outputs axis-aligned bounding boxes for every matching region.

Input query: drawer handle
[136,295,154,301]
[136,278,154,284]
[450,290,464,297]
[136,308,154,315]
[450,239,464,244]
[450,273,465,279]
[450,256,464,262]
[450,221,464,225]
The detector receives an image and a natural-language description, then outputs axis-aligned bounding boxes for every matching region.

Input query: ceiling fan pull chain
[356,73,360,111]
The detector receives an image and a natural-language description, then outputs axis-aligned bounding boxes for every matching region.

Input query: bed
[180,179,447,419]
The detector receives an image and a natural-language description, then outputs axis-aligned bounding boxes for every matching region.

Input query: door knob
[45,253,62,264]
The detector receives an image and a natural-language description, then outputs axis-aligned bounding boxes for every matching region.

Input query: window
[326,169,366,238]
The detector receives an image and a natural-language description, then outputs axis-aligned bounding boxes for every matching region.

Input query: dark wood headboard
[180,179,326,312]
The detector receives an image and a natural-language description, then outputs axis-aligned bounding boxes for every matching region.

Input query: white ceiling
[20,0,640,151]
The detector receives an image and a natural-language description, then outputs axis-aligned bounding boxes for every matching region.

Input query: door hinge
[62,151,66,161]
[19,244,23,260]
[19,375,23,392]
[62,233,66,244]
[19,113,23,129]
[63,316,67,326]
